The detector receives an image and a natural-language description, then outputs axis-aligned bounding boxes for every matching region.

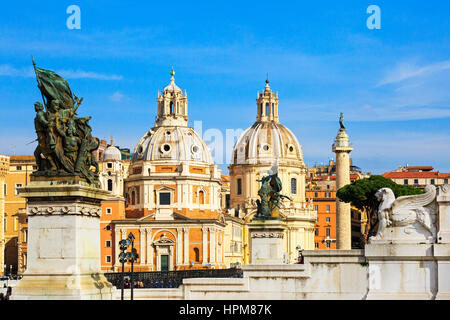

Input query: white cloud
[57,69,123,81]
[110,92,124,102]
[377,60,450,87]
[0,64,122,81]
[0,65,34,77]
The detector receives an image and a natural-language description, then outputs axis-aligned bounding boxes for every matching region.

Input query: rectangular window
[326,205,330,212]
[326,228,330,237]
[105,225,111,231]
[106,256,111,263]
[325,192,330,198]
[326,242,330,248]
[105,207,112,215]
[404,179,408,185]
[15,184,22,195]
[315,229,319,236]
[291,178,297,194]
[160,192,171,205]
[314,205,318,211]
[314,192,318,198]
[107,162,113,169]
[326,217,330,223]
[315,242,319,248]
[414,179,419,185]
[430,179,435,185]
[16,166,22,171]
[445,178,449,184]
[105,240,111,248]
[237,178,242,195]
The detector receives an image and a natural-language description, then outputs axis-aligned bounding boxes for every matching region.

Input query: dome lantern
[256,78,279,123]
[155,67,188,127]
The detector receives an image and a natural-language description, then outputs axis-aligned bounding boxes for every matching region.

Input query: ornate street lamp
[118,232,139,300]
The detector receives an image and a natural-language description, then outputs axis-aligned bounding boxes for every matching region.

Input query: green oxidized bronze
[339,112,345,130]
[254,173,290,220]
[31,58,99,184]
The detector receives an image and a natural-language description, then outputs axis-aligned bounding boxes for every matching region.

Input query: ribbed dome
[132,126,213,164]
[231,121,304,165]
[104,145,122,161]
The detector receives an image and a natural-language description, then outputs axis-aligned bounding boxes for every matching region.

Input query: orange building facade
[307,160,366,249]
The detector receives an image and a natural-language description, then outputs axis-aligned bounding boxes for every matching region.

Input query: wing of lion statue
[371,185,437,242]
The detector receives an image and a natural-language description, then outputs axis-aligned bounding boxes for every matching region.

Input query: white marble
[248,220,286,265]
[11,181,114,300]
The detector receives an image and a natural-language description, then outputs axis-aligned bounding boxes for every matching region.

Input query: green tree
[336,175,423,242]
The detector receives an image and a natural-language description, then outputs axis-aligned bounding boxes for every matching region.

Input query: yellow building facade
[0,155,9,276]
[4,155,35,275]
[229,80,316,263]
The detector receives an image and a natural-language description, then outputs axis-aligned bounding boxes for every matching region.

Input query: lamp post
[118,232,139,300]
[118,238,131,301]
[128,232,138,301]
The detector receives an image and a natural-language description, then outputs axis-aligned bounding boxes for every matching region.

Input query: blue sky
[0,1,449,174]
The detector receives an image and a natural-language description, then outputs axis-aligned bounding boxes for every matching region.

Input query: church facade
[105,70,226,271]
[229,80,317,262]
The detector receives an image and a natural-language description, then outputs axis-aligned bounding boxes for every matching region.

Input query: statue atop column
[31,58,99,184]
[339,112,345,130]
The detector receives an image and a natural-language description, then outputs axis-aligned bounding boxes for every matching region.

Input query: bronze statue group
[32,60,99,184]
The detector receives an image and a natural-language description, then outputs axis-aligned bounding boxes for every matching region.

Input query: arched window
[107,179,113,192]
[260,103,263,116]
[291,178,297,194]
[194,248,200,262]
[131,190,136,205]
[198,190,205,205]
[265,103,270,117]
[170,101,173,114]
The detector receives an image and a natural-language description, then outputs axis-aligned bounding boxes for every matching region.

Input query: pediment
[154,234,175,246]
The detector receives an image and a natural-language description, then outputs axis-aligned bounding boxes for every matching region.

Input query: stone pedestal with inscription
[11,177,115,300]
[248,219,287,265]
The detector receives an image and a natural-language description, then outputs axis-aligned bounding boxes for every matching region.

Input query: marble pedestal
[365,242,438,300]
[248,219,287,265]
[11,178,115,300]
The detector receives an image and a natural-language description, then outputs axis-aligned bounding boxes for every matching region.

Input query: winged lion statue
[370,185,437,242]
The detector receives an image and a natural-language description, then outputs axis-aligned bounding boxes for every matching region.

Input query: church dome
[104,145,122,161]
[231,121,304,165]
[132,126,213,164]
[231,79,304,166]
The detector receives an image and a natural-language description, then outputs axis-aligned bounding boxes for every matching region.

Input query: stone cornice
[27,203,101,217]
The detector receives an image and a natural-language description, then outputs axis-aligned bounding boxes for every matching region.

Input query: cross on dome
[164,66,182,93]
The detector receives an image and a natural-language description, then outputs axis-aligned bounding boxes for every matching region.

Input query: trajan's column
[332,113,353,250]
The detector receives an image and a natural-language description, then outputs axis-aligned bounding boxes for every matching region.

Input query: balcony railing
[104,268,243,289]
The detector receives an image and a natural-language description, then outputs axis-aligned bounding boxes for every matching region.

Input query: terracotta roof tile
[382,171,440,178]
